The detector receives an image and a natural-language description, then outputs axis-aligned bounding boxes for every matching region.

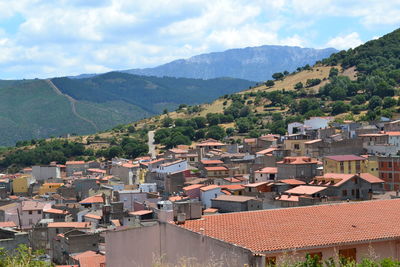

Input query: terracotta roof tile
[204,166,228,171]
[284,185,327,195]
[279,179,306,185]
[179,199,400,253]
[200,160,224,165]
[255,167,277,174]
[200,185,220,192]
[0,221,17,228]
[48,222,91,228]
[79,194,104,204]
[324,155,366,161]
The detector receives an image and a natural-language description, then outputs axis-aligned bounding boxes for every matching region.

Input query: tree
[206,125,226,140]
[329,67,339,77]
[383,97,397,108]
[127,125,136,133]
[226,127,235,136]
[306,78,321,87]
[368,96,382,110]
[331,101,349,115]
[162,117,173,127]
[236,118,253,133]
[193,117,207,129]
[107,146,124,159]
[265,80,275,87]
[294,82,303,90]
[272,72,284,80]
[206,113,221,126]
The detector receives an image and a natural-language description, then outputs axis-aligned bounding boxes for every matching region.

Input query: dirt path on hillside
[148,130,156,159]
[45,79,99,131]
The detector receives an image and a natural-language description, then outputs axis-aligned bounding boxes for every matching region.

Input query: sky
[0,0,399,79]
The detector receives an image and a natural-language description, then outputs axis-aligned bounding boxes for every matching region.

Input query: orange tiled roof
[48,222,91,228]
[200,185,220,192]
[284,185,327,195]
[169,196,189,202]
[221,190,231,195]
[275,195,300,202]
[66,161,85,165]
[200,160,224,165]
[79,194,104,204]
[183,184,204,191]
[212,195,255,202]
[129,210,153,216]
[279,179,306,185]
[196,139,226,147]
[277,157,318,165]
[84,213,102,220]
[219,184,245,191]
[256,147,278,155]
[255,167,277,174]
[316,173,384,186]
[0,221,17,228]
[44,208,69,215]
[204,166,228,171]
[179,199,400,253]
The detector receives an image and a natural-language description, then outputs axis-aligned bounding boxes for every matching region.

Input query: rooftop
[48,222,91,228]
[212,195,256,202]
[204,166,228,171]
[324,155,366,161]
[277,157,318,165]
[255,167,277,174]
[200,185,220,192]
[79,194,104,204]
[279,179,306,186]
[200,160,224,165]
[179,199,400,253]
[284,185,327,195]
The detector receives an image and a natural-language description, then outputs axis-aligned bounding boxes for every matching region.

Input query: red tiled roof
[129,210,153,216]
[169,148,188,154]
[212,195,255,202]
[48,222,91,228]
[385,131,400,136]
[183,184,204,191]
[317,173,384,186]
[66,161,85,165]
[71,251,105,267]
[324,155,366,161]
[179,199,400,253]
[275,195,300,202]
[21,201,48,211]
[256,147,278,155]
[219,184,245,191]
[255,167,277,174]
[87,168,107,174]
[244,138,257,143]
[304,139,322,144]
[0,221,17,228]
[279,179,306,185]
[221,190,231,195]
[84,213,102,220]
[223,177,241,183]
[204,166,228,171]
[169,196,189,202]
[196,139,226,147]
[284,185,327,195]
[111,219,121,227]
[244,182,270,188]
[203,208,218,213]
[79,194,104,204]
[277,157,318,165]
[200,185,220,192]
[200,160,224,165]
[43,208,69,215]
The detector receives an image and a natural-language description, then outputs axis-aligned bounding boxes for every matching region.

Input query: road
[45,79,98,131]
[148,130,156,159]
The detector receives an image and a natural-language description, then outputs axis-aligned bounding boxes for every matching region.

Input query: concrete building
[254,167,277,182]
[66,161,89,177]
[324,155,367,174]
[200,185,222,208]
[105,199,400,266]
[210,195,262,213]
[0,228,29,251]
[276,157,318,182]
[378,156,400,190]
[110,162,139,185]
[32,165,61,181]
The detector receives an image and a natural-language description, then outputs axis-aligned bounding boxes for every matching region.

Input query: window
[340,162,344,173]
[389,173,393,179]
[355,161,361,173]
[294,144,300,150]
[38,210,42,214]
[342,190,347,196]
[351,189,355,196]
[389,162,393,168]
[339,248,356,262]
[28,211,32,215]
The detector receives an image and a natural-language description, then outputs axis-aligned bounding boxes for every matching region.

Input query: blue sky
[0,0,399,79]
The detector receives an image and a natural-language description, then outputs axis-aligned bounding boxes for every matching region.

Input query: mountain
[122,45,337,81]
[0,73,254,146]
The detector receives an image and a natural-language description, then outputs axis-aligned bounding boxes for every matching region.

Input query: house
[116,190,148,212]
[0,228,29,251]
[12,175,35,195]
[200,185,222,208]
[68,250,106,267]
[110,162,139,185]
[210,195,262,213]
[311,173,384,200]
[79,194,104,210]
[38,183,64,195]
[254,167,277,182]
[52,229,102,265]
[324,155,367,174]
[378,156,400,190]
[276,157,318,182]
[105,199,400,266]
[203,166,229,179]
[20,201,51,229]
[0,203,19,227]
[243,182,272,196]
[43,208,70,222]
[283,133,313,156]
[66,161,89,177]
[32,165,61,181]
[182,184,204,199]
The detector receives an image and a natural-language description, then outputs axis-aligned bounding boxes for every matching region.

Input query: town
[1,116,400,266]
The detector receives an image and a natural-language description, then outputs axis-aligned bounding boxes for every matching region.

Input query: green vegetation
[0,245,50,267]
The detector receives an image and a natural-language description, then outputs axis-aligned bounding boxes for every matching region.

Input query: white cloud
[325,32,363,50]
[0,0,397,79]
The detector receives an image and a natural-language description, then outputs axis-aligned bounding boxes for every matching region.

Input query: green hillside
[0,73,254,146]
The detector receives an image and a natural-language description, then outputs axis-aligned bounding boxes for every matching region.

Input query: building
[378,156,400,190]
[0,228,29,251]
[324,155,367,174]
[66,161,89,177]
[20,201,51,229]
[203,166,229,179]
[254,167,277,182]
[110,162,139,185]
[210,195,262,213]
[38,183,64,195]
[276,157,318,182]
[12,175,35,195]
[105,199,400,266]
[200,185,222,208]
[32,165,61,181]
